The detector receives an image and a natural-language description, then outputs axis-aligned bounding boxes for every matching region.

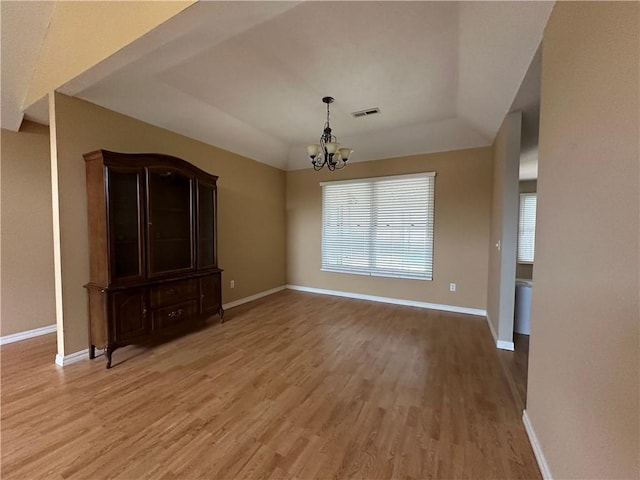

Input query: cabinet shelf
[152,238,190,243]
[152,207,189,213]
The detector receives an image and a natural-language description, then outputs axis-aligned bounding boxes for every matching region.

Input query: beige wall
[26,1,194,108]
[486,112,521,344]
[527,2,639,478]
[52,93,286,354]
[516,180,537,280]
[1,121,56,336]
[286,147,493,310]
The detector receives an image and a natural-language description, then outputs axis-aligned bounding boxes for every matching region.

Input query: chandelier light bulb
[338,147,353,162]
[306,144,320,159]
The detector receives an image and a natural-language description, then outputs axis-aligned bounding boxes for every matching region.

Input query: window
[321,172,435,280]
[518,193,537,263]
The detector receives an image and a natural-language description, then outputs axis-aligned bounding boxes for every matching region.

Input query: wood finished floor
[497,334,530,412]
[1,290,540,479]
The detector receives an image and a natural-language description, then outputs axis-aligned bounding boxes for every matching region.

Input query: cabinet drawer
[150,279,198,308]
[152,300,198,330]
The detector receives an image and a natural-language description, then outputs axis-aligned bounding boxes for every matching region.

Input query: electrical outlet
[449,283,456,292]
[230,280,235,289]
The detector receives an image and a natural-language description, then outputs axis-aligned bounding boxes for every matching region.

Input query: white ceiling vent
[351,107,380,118]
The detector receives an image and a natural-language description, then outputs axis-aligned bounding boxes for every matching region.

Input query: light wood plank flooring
[1,290,540,479]
[497,334,530,412]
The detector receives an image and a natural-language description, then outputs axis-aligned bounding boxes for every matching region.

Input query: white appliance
[514,279,533,335]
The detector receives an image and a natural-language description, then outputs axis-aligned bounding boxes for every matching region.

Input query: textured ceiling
[0,1,55,131]
[10,1,553,172]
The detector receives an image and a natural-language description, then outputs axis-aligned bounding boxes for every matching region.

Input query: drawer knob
[168,308,184,318]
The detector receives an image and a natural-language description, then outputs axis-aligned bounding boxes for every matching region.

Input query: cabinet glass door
[108,168,145,283]
[147,168,194,276]
[197,181,217,269]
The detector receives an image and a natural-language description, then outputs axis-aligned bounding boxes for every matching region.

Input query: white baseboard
[486,314,515,351]
[0,324,57,346]
[222,285,286,310]
[497,340,515,351]
[486,313,499,342]
[286,285,487,317]
[523,410,553,480]
[49,284,486,365]
[55,348,89,367]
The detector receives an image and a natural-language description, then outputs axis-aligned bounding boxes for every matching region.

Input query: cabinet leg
[89,344,96,359]
[105,348,113,369]
[219,307,225,323]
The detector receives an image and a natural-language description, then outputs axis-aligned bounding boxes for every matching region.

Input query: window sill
[321,268,432,281]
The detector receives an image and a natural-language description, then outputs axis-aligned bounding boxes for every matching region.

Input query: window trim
[319,171,436,187]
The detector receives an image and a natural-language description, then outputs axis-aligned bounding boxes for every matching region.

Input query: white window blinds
[321,172,435,280]
[518,193,537,263]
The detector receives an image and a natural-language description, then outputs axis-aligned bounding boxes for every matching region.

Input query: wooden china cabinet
[84,150,223,368]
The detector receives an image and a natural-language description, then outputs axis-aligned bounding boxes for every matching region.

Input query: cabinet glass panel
[108,169,143,280]
[198,181,216,268]
[148,168,194,275]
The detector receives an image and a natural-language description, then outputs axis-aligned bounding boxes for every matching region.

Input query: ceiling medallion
[306,96,353,171]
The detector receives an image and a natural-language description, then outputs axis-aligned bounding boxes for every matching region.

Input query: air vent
[351,107,380,118]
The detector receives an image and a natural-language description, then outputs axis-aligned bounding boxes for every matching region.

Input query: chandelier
[306,96,353,171]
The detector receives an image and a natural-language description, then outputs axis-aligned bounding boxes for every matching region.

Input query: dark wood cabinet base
[86,271,223,368]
